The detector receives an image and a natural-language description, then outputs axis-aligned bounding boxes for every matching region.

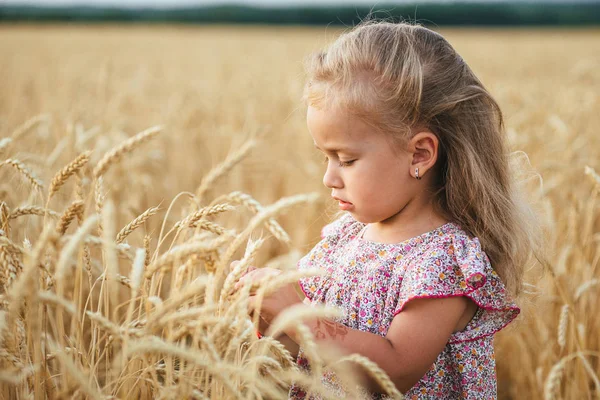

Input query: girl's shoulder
[412,222,500,293]
[397,222,521,343]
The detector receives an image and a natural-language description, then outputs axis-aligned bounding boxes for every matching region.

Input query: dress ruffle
[394,232,520,343]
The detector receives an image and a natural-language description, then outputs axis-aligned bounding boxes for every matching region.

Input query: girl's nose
[322,162,343,189]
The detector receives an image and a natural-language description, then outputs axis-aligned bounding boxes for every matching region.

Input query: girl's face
[307,105,420,225]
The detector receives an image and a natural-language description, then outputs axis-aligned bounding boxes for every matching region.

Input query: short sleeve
[393,233,520,344]
[297,213,356,302]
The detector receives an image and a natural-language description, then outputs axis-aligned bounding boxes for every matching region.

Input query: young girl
[235,19,539,399]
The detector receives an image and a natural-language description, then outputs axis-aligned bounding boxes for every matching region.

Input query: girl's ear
[408,131,439,179]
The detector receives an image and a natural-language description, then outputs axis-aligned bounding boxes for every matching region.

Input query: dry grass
[0,24,599,399]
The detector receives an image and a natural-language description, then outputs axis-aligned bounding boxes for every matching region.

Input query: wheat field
[0,23,599,399]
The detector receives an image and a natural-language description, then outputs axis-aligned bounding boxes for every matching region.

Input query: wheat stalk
[574,279,600,301]
[55,215,98,285]
[10,114,50,140]
[46,338,103,400]
[0,138,12,156]
[122,337,245,398]
[7,225,56,318]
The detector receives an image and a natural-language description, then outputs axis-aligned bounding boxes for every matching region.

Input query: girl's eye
[338,160,355,167]
[322,156,355,167]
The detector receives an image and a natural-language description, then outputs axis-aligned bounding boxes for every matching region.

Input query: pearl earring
[415,167,422,180]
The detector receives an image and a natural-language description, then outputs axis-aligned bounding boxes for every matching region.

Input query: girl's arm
[260,297,311,359]
[283,296,472,394]
[273,332,300,359]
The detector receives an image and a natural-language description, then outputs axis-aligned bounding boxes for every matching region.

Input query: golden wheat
[0,25,598,400]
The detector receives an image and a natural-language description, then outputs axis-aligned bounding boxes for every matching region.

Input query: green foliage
[0,2,599,26]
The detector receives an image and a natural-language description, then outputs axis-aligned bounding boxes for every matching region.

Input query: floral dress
[289,213,520,400]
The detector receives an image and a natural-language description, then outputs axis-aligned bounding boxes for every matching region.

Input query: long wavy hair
[302,19,543,296]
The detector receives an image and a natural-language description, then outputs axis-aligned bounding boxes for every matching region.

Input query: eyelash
[323,156,355,167]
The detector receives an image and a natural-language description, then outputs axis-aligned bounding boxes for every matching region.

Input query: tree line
[1,3,599,26]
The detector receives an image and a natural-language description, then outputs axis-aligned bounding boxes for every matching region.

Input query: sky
[3,0,593,7]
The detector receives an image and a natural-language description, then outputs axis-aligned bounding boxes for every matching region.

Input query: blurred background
[1,1,599,399]
[1,0,600,25]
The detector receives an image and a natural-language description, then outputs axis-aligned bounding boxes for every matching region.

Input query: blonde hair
[302,19,543,297]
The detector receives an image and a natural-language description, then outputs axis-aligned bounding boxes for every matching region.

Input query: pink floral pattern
[289,213,520,399]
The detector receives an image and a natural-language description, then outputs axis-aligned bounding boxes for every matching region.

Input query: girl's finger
[239,265,255,278]
[247,295,255,314]
[235,270,255,290]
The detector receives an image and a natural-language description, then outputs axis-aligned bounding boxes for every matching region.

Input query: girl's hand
[232,264,304,329]
[233,265,279,292]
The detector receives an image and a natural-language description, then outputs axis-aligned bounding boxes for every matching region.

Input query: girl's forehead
[307,105,368,137]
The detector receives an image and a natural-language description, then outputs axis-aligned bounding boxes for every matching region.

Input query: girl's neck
[362,200,450,245]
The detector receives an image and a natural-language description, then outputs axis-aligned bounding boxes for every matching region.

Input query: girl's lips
[335,198,353,210]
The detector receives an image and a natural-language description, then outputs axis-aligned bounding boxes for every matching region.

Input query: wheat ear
[543,351,600,400]
[144,233,234,278]
[333,354,404,399]
[116,205,160,244]
[223,191,291,245]
[218,237,265,304]
[56,200,85,235]
[266,302,344,338]
[174,203,234,231]
[143,235,151,267]
[218,193,319,277]
[94,176,105,235]
[0,202,9,235]
[194,138,256,203]
[93,126,162,178]
[9,206,60,220]
[48,151,91,199]
[557,304,569,350]
[584,166,600,186]
[1,159,43,191]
